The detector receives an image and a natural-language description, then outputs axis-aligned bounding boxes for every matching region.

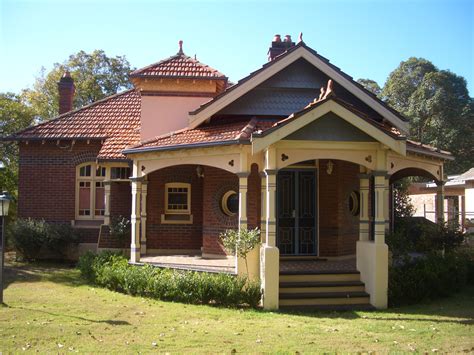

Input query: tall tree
[357,78,382,97]
[23,50,133,121]
[382,58,473,174]
[0,93,35,215]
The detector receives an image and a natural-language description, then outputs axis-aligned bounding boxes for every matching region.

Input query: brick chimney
[268,34,295,61]
[57,71,75,114]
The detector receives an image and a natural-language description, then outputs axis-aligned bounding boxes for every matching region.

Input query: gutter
[406,146,454,161]
[123,139,249,155]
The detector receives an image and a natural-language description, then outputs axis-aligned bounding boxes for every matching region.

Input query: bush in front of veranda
[7,218,79,261]
[388,249,474,307]
[77,251,262,308]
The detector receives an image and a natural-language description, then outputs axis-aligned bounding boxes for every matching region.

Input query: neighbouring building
[5,35,453,309]
[408,168,474,233]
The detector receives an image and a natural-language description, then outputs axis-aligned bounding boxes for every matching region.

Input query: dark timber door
[277,170,317,255]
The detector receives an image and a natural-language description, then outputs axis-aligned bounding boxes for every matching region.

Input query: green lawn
[1,259,473,353]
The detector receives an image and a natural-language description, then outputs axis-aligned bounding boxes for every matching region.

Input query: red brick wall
[110,182,131,218]
[18,140,103,243]
[247,163,261,230]
[146,165,203,251]
[318,160,359,256]
[202,166,238,255]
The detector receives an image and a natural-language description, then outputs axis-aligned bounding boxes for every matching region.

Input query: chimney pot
[268,33,295,61]
[57,70,75,115]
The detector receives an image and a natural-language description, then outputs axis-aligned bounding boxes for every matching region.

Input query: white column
[357,170,389,309]
[384,176,391,232]
[130,177,142,263]
[237,172,249,230]
[358,173,370,241]
[436,181,446,224]
[236,172,249,277]
[260,171,267,243]
[140,180,148,255]
[260,146,279,310]
[374,172,387,245]
[103,180,112,226]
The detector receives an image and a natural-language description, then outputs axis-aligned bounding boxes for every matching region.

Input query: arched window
[76,163,106,220]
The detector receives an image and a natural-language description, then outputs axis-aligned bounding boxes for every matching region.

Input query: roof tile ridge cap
[235,117,258,140]
[130,54,181,76]
[140,127,191,145]
[187,56,227,78]
[11,89,137,137]
[272,96,333,129]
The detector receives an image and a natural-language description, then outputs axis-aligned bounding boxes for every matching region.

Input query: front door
[277,169,317,255]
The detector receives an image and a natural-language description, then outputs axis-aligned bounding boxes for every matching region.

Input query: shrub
[7,218,79,260]
[77,251,262,308]
[109,215,131,240]
[388,251,474,307]
[220,228,261,276]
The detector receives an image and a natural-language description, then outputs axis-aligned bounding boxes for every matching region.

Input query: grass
[1,258,473,353]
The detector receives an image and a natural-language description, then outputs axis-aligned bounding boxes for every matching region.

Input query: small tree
[220,228,261,277]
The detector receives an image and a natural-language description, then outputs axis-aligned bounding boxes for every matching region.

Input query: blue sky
[1,0,473,95]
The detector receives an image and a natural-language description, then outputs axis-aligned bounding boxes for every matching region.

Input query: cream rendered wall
[140,96,211,141]
[410,193,436,222]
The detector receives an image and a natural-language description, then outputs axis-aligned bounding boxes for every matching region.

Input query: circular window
[349,191,360,216]
[221,190,239,216]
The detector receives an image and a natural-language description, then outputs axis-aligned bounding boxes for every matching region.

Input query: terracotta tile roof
[130,53,227,79]
[406,139,453,160]
[8,89,141,160]
[125,118,276,153]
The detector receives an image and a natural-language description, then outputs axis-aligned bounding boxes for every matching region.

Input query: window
[165,183,191,214]
[76,163,106,220]
[349,191,360,216]
[221,190,238,216]
[111,167,131,180]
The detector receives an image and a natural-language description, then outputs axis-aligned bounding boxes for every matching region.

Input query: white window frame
[75,163,106,220]
[164,182,191,215]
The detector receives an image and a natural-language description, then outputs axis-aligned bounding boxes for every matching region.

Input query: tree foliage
[22,50,133,120]
[357,78,382,96]
[0,93,35,216]
[382,57,473,174]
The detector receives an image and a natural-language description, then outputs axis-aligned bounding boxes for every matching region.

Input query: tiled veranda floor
[140,254,357,274]
[140,254,236,273]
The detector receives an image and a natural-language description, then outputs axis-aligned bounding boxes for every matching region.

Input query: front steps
[279,270,373,309]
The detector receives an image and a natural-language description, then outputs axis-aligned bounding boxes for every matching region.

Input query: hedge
[78,251,262,308]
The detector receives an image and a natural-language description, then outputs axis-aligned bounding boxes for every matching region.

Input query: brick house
[6,36,452,309]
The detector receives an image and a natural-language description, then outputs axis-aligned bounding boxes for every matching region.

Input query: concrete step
[279,270,360,283]
[279,291,370,307]
[279,304,376,312]
[279,280,365,294]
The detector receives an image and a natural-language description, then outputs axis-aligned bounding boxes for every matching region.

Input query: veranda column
[236,172,249,277]
[436,180,446,223]
[130,177,142,263]
[384,176,391,232]
[358,173,370,241]
[260,146,279,310]
[140,180,148,255]
[260,172,267,243]
[374,172,387,244]
[103,180,112,226]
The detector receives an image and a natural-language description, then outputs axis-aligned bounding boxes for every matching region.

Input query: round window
[221,190,239,216]
[349,191,360,216]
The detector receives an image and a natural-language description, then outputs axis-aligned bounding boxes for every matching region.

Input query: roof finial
[178,40,184,55]
[298,32,303,43]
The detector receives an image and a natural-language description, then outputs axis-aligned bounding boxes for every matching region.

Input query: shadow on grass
[276,287,474,325]
[2,304,130,326]
[3,260,86,290]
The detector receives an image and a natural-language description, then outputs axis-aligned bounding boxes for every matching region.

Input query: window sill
[161,214,193,225]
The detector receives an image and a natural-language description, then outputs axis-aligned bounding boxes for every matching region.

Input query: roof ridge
[129,54,181,76]
[11,89,137,137]
[235,117,257,140]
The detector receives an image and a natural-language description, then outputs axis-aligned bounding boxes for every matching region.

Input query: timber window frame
[161,182,193,224]
[76,163,106,220]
